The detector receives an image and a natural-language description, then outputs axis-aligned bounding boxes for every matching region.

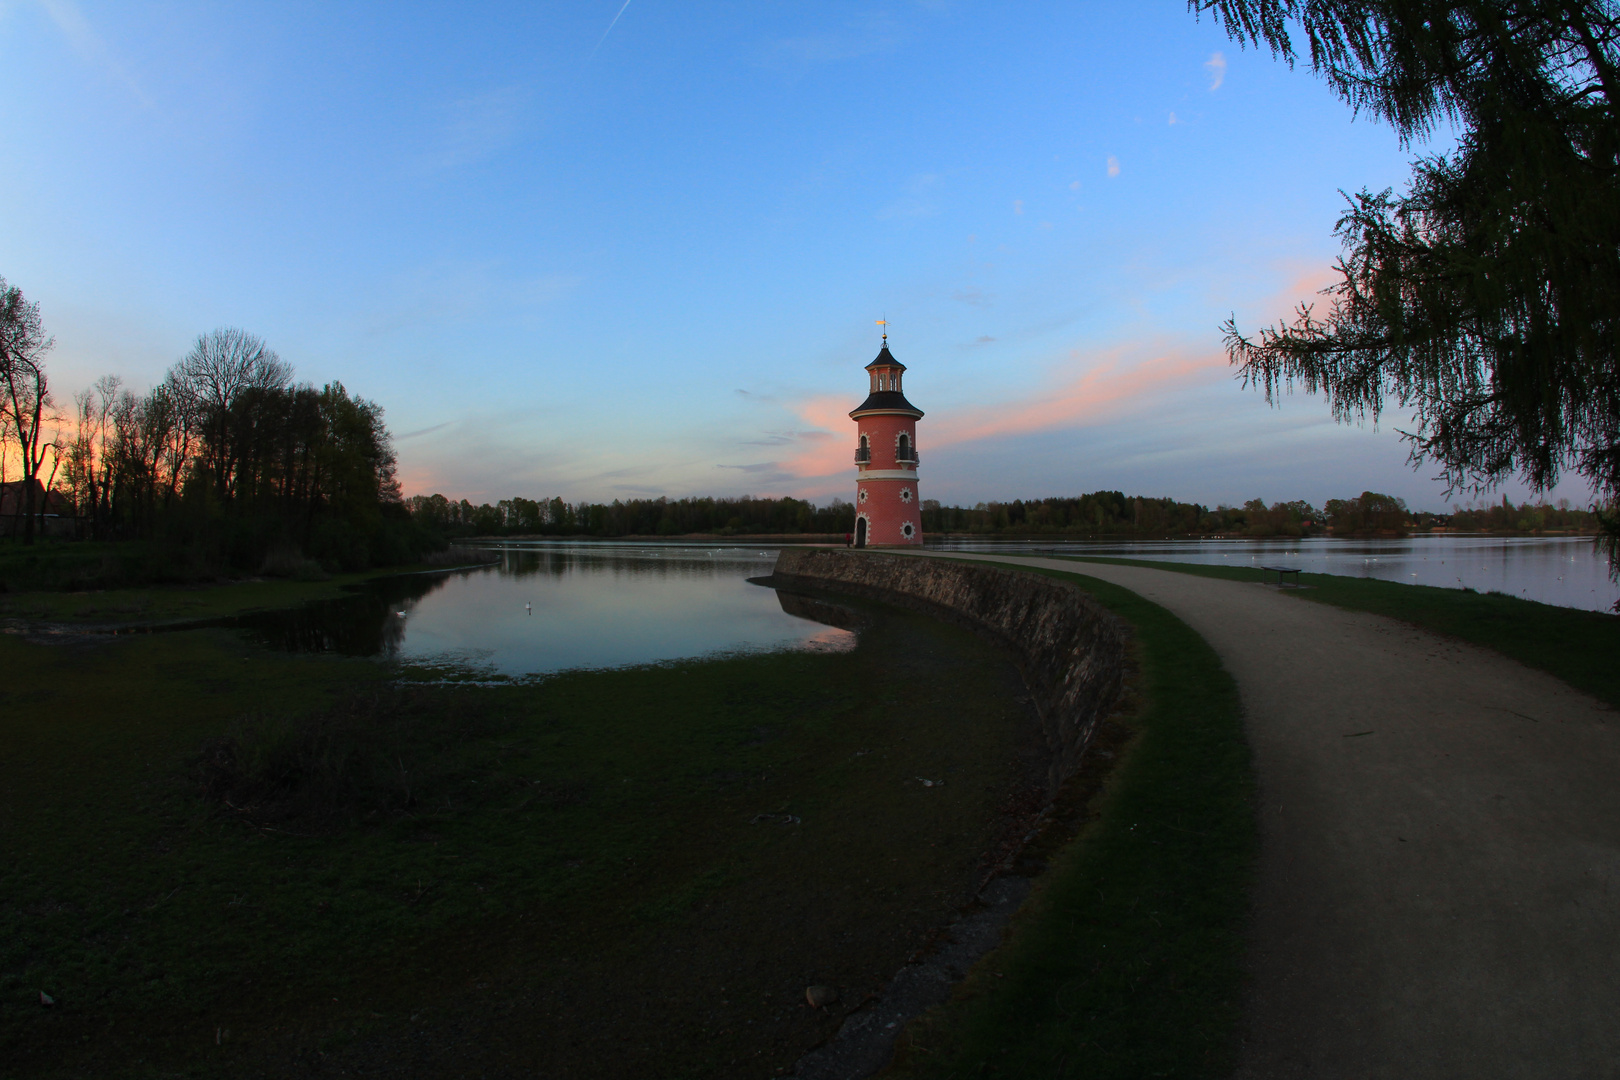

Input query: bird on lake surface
[525,602,532,615]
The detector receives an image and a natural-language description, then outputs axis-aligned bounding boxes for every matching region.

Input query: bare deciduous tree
[0,275,61,544]
[172,327,293,499]
[67,376,122,539]
[172,327,293,409]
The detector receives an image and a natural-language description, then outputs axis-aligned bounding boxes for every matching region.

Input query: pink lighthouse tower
[850,327,923,547]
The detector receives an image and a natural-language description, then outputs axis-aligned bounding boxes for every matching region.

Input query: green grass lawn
[887,565,1256,1079]
[16,548,1597,1079]
[0,573,392,628]
[1057,556,1620,710]
[884,553,1620,1078]
[0,537,497,627]
[2,591,1042,1079]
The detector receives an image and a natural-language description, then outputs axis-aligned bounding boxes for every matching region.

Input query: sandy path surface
[910,552,1620,1079]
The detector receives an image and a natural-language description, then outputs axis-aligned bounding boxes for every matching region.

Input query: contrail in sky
[590,0,633,59]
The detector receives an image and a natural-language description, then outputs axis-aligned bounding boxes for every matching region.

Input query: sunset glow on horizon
[1,2,1593,512]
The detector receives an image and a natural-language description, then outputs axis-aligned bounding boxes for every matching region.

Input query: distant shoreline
[455,528,1600,544]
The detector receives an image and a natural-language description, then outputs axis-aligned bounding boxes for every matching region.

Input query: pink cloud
[773,343,1230,485]
[930,344,1227,449]
[779,395,857,478]
[1280,265,1341,306]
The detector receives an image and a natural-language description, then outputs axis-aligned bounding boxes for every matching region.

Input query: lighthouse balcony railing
[895,451,919,465]
[854,447,871,464]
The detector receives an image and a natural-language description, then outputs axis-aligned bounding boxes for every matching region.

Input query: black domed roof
[864,343,906,371]
[849,390,923,419]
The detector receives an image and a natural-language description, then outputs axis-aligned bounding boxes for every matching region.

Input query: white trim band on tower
[855,469,918,480]
[850,407,923,420]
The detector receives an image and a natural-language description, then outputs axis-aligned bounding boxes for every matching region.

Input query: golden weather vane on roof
[875,317,888,345]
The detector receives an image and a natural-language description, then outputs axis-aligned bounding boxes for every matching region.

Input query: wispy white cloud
[754,11,901,72]
[426,86,529,172]
[1205,51,1226,90]
[765,34,884,64]
[397,421,454,441]
[1168,111,1180,125]
[510,274,578,306]
[1106,156,1121,177]
[876,173,943,219]
[738,431,795,446]
[589,0,634,59]
[36,0,150,105]
[952,286,994,308]
[365,263,579,336]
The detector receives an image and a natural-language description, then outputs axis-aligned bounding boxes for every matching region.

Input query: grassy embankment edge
[0,550,494,628]
[890,551,1616,1074]
[1057,556,1620,711]
[888,562,1256,1078]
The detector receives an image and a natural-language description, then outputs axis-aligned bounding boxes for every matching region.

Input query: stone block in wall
[770,548,1127,793]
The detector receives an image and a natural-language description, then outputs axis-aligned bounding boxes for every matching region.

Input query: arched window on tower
[855,433,871,465]
[897,433,912,463]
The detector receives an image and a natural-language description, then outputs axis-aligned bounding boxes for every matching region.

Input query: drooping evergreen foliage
[1195,0,1620,561]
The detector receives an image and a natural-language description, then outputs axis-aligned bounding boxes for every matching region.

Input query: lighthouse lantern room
[850,332,923,546]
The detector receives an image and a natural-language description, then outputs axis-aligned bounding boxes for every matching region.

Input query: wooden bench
[1260,565,1303,588]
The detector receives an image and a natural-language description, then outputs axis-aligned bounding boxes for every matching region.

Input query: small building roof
[864,343,906,371]
[849,390,923,419]
[0,479,72,517]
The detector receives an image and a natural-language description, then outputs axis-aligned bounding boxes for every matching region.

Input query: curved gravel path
[912,552,1620,1079]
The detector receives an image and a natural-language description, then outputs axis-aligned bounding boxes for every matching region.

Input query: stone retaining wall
[771,548,1127,792]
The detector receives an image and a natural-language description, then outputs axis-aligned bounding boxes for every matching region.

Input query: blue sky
[0,1,1586,511]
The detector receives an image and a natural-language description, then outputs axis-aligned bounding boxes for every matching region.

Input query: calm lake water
[230,534,1613,676]
[929,534,1620,613]
[235,543,853,676]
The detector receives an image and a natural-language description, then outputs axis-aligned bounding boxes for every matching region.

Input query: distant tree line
[405,493,857,538]
[922,490,1596,538]
[406,487,1600,541]
[1445,496,1599,535]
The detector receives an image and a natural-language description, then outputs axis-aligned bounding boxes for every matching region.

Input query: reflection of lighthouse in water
[850,333,923,547]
